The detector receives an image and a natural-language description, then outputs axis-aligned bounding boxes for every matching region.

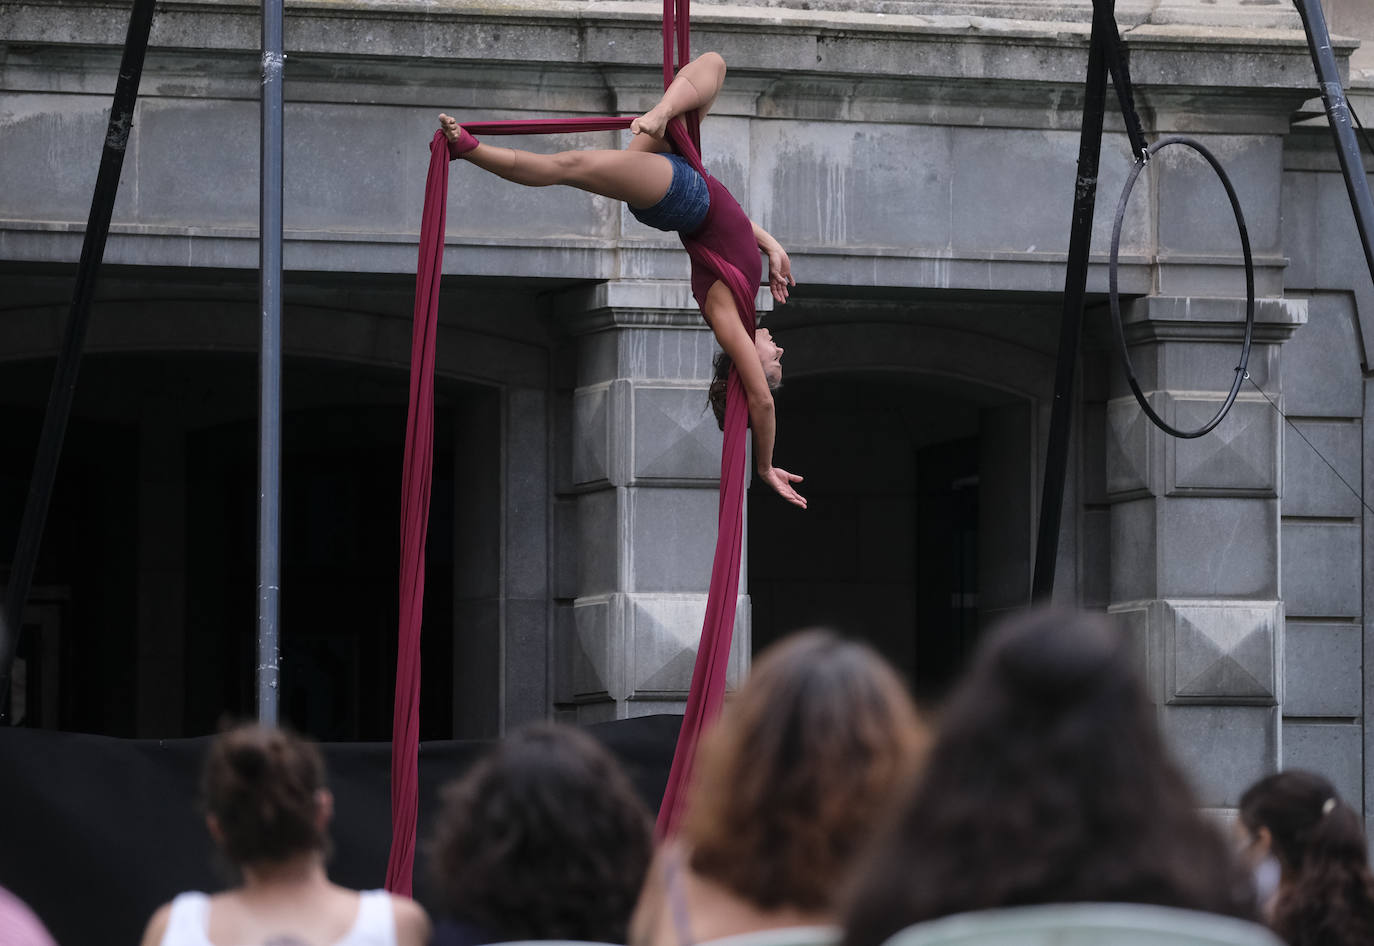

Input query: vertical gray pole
[0,0,158,722]
[257,0,284,723]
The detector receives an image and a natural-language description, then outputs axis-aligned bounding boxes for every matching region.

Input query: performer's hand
[767,246,795,304]
[438,113,461,141]
[631,109,669,140]
[759,466,806,509]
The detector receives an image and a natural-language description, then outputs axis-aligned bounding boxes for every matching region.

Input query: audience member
[429,722,654,945]
[0,886,57,946]
[1239,770,1374,946]
[139,723,429,946]
[841,608,1256,946]
[631,630,927,946]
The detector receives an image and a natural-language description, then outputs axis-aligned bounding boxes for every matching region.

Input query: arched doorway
[748,313,1042,705]
[0,351,494,739]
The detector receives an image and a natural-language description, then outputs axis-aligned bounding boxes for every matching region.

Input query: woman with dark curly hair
[429,722,654,946]
[139,723,430,946]
[840,608,1259,946]
[1238,771,1374,946]
[631,631,927,946]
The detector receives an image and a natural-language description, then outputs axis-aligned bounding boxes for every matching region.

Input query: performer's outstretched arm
[703,280,806,509]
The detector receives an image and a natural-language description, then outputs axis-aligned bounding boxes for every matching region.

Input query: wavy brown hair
[1241,771,1374,946]
[201,723,328,866]
[841,608,1257,946]
[683,630,926,912]
[429,723,653,943]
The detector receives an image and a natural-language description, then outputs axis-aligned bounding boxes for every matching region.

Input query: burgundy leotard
[665,123,760,333]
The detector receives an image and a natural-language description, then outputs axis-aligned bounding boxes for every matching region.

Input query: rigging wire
[1347,98,1374,161]
[1244,374,1374,519]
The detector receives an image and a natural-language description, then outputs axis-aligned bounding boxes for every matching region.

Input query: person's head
[430,722,653,943]
[1239,771,1374,946]
[841,608,1256,946]
[683,630,926,914]
[707,328,785,431]
[201,723,331,868]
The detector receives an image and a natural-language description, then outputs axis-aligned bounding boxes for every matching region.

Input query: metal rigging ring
[1109,135,1256,439]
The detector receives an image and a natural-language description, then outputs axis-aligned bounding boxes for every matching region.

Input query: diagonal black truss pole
[1293,0,1374,308]
[0,0,159,722]
[1031,1,1115,601]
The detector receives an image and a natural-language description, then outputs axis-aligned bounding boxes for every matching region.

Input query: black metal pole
[0,0,158,722]
[1031,3,1112,602]
[257,0,284,723]
[1293,0,1374,298]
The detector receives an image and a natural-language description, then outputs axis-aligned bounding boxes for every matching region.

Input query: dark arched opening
[749,372,1032,705]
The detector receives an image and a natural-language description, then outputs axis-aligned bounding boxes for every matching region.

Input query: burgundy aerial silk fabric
[653,118,758,838]
[389,0,752,889]
[386,130,447,895]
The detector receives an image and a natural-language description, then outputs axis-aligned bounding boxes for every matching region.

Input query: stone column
[1107,295,1304,810]
[555,281,752,722]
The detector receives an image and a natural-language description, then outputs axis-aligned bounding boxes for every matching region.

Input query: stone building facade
[2,0,1372,825]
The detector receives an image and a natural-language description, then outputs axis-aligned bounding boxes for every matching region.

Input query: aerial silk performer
[388,21,804,894]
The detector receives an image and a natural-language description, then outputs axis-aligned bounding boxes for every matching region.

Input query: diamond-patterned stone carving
[628,593,749,699]
[1165,600,1280,704]
[1106,397,1151,498]
[1170,397,1276,495]
[572,384,610,485]
[568,596,617,701]
[1108,602,1157,703]
[633,385,721,480]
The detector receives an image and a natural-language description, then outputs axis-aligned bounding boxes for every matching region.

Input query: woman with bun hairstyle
[139,724,430,946]
[1239,771,1374,946]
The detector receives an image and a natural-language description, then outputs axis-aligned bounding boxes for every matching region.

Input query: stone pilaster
[554,281,759,721]
[1107,295,1304,807]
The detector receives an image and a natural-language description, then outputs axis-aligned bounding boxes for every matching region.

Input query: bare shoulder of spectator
[390,894,432,946]
[137,900,172,946]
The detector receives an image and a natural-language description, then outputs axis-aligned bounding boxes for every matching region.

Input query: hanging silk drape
[387,0,747,891]
[385,131,446,895]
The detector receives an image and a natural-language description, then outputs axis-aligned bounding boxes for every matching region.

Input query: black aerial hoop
[1108,135,1257,440]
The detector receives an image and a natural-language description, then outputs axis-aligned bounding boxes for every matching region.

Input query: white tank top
[159,889,397,946]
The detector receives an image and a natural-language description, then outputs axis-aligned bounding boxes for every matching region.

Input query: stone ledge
[0,222,1174,293]
[1120,295,1307,343]
[0,0,1339,89]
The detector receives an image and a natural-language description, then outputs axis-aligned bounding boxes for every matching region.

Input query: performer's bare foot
[630,106,669,140]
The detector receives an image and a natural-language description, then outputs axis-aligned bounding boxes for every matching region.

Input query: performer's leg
[440,115,673,208]
[629,51,726,145]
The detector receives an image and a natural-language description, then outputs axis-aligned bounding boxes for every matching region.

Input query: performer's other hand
[759,467,806,509]
[768,247,795,304]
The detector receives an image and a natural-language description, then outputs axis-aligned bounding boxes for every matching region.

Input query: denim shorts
[629,153,710,234]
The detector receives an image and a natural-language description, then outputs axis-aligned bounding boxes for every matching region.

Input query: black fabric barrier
[0,716,681,946]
